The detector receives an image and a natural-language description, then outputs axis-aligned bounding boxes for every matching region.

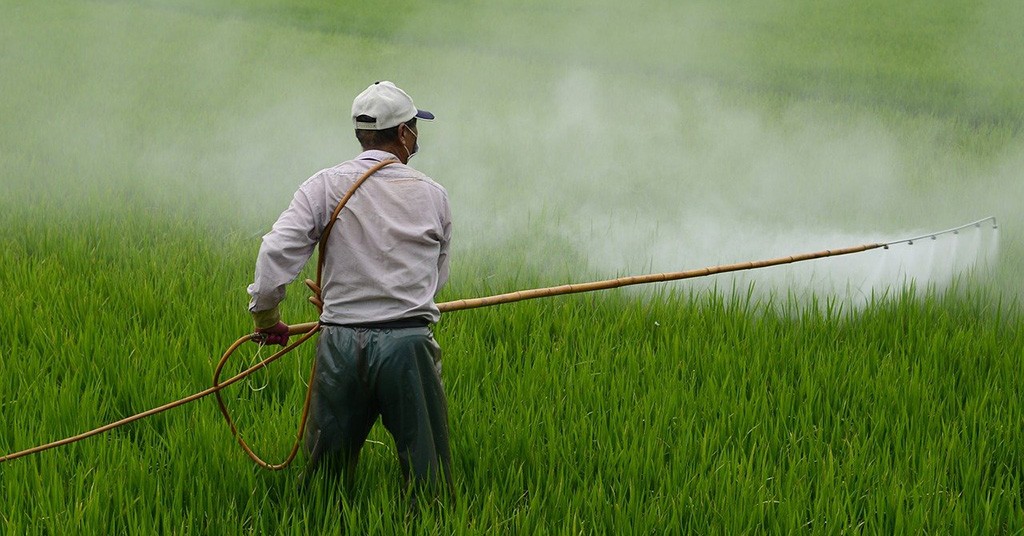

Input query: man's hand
[254,321,290,347]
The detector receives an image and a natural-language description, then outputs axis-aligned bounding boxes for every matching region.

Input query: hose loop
[213,159,397,470]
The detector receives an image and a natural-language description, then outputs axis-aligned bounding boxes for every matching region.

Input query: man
[246,81,453,504]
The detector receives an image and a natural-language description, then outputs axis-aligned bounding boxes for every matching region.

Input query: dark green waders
[302,325,453,505]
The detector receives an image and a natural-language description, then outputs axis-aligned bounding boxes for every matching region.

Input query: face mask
[402,124,419,160]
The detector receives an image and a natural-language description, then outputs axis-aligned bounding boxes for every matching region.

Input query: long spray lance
[0,202,997,466]
[274,214,996,336]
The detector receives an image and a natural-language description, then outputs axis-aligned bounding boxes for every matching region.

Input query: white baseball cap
[351,81,435,130]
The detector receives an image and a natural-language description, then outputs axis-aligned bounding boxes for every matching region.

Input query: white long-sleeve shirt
[247,150,451,326]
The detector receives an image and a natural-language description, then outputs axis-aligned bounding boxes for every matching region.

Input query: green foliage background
[1,0,1022,533]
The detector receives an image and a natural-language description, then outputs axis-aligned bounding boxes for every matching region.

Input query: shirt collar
[358,149,400,163]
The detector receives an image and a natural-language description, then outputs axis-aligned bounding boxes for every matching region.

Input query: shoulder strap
[306,159,398,312]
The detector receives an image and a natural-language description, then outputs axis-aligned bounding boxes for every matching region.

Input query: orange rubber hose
[1,330,312,464]
[210,159,397,470]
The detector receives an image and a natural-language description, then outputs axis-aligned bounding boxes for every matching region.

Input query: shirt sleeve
[436,192,453,293]
[247,186,321,326]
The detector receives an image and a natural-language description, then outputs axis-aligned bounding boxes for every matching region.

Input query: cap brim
[415,109,435,121]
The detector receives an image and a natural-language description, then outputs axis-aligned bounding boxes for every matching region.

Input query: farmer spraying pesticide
[247,81,454,506]
[0,76,1000,517]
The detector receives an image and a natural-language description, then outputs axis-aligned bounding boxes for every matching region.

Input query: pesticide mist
[409,3,1022,305]
[3,0,1021,305]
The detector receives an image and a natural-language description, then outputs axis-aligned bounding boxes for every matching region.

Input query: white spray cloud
[5,1,1017,303]
[411,4,1019,304]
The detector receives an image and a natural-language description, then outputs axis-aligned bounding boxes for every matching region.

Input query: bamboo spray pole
[285,242,887,336]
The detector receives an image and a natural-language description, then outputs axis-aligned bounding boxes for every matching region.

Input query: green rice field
[2,0,1022,533]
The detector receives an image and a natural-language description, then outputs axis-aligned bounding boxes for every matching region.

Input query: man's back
[247,149,451,327]
[313,152,451,325]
